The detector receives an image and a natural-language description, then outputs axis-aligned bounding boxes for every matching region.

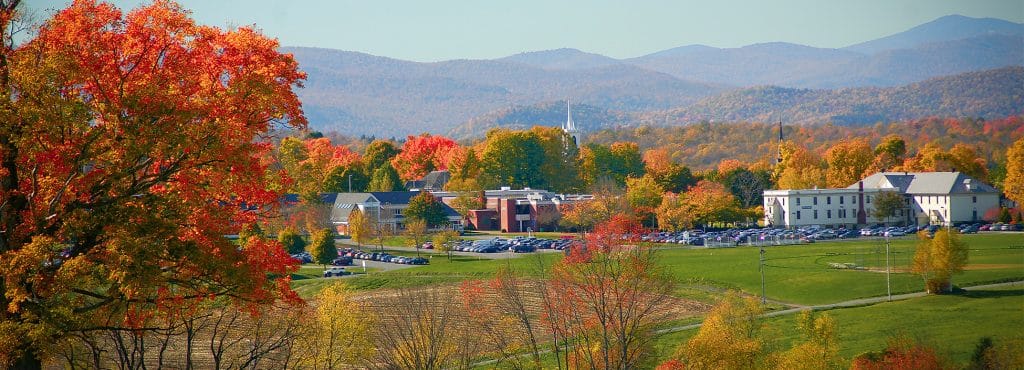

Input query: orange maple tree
[391,133,459,181]
[0,0,305,367]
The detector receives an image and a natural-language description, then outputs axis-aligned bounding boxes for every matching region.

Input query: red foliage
[851,338,947,370]
[392,134,459,181]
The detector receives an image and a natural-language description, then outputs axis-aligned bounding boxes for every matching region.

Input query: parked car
[331,256,353,266]
[323,267,350,277]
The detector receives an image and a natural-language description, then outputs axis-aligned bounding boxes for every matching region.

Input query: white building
[764,172,1000,228]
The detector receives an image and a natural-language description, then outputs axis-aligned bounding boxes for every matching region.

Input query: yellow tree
[825,138,873,188]
[404,219,428,257]
[656,193,692,232]
[776,143,826,190]
[432,230,460,261]
[626,175,665,228]
[912,229,969,294]
[774,311,841,370]
[677,292,766,369]
[348,208,372,249]
[1005,137,1024,206]
[293,283,373,369]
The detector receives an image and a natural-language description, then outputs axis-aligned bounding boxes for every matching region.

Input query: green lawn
[656,233,1024,305]
[648,285,1024,366]
[291,233,1024,304]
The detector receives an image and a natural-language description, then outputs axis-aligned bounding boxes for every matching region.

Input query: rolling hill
[452,67,1024,138]
[286,15,1023,136]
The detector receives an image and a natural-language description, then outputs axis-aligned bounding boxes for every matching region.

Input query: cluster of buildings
[295,182,591,235]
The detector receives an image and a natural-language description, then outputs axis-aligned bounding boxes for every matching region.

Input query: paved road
[655,280,1024,334]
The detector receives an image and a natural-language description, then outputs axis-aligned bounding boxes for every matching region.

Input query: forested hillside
[454,67,1024,138]
[586,115,1024,170]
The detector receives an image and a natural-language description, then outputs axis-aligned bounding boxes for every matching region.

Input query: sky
[28,0,1024,62]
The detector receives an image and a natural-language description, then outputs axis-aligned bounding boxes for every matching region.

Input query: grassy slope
[649,285,1024,365]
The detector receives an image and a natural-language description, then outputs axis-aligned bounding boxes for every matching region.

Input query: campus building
[326,192,462,235]
[433,187,592,233]
[763,172,1000,228]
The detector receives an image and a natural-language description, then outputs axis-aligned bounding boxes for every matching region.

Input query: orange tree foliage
[0,0,304,366]
[824,138,873,188]
[775,142,827,190]
[546,216,674,369]
[657,180,742,230]
[391,133,459,182]
[850,336,948,370]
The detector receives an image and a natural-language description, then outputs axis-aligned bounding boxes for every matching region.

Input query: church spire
[776,120,784,165]
[563,99,581,148]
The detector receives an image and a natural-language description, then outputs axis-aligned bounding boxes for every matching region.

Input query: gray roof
[330,193,377,223]
[405,170,450,191]
[849,172,998,195]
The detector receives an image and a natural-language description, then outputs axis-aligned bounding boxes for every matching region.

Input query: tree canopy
[0,1,305,366]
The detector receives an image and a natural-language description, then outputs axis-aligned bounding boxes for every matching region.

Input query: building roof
[405,170,451,191]
[330,193,377,223]
[850,172,998,195]
[369,191,461,218]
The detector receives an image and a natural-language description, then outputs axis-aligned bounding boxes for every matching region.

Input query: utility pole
[348,174,352,192]
[759,245,767,304]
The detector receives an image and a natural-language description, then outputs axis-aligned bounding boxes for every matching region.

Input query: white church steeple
[563,99,581,148]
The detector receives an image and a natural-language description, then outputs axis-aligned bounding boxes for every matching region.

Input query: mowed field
[291,232,1024,367]
[293,233,1024,304]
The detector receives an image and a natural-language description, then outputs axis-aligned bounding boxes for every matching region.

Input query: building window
[781,198,785,205]
[813,197,818,205]
[867,196,872,204]
[796,198,801,206]
[840,196,844,205]
[827,196,831,205]
[827,210,832,218]
[972,196,977,203]
[796,211,801,220]
[813,210,818,219]
[853,196,857,204]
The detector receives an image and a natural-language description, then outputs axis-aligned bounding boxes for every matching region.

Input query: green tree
[368,162,403,192]
[912,228,969,294]
[450,190,483,226]
[278,227,307,254]
[580,142,645,189]
[872,191,905,225]
[362,140,400,177]
[532,126,582,193]
[479,129,546,189]
[723,167,773,209]
[405,191,448,227]
[323,164,368,193]
[309,228,338,269]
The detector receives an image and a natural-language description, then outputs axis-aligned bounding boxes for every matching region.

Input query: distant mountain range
[451,66,1024,138]
[286,15,1024,137]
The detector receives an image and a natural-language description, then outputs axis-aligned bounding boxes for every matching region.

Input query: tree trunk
[10,349,42,370]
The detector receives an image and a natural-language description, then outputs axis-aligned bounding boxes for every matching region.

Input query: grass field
[284,233,1023,368]
[292,233,1024,304]
[648,284,1024,366]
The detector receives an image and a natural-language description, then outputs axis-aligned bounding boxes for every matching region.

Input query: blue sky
[28,0,1024,62]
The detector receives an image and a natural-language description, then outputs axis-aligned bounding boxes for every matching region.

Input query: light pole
[885,233,891,301]
[759,245,767,304]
